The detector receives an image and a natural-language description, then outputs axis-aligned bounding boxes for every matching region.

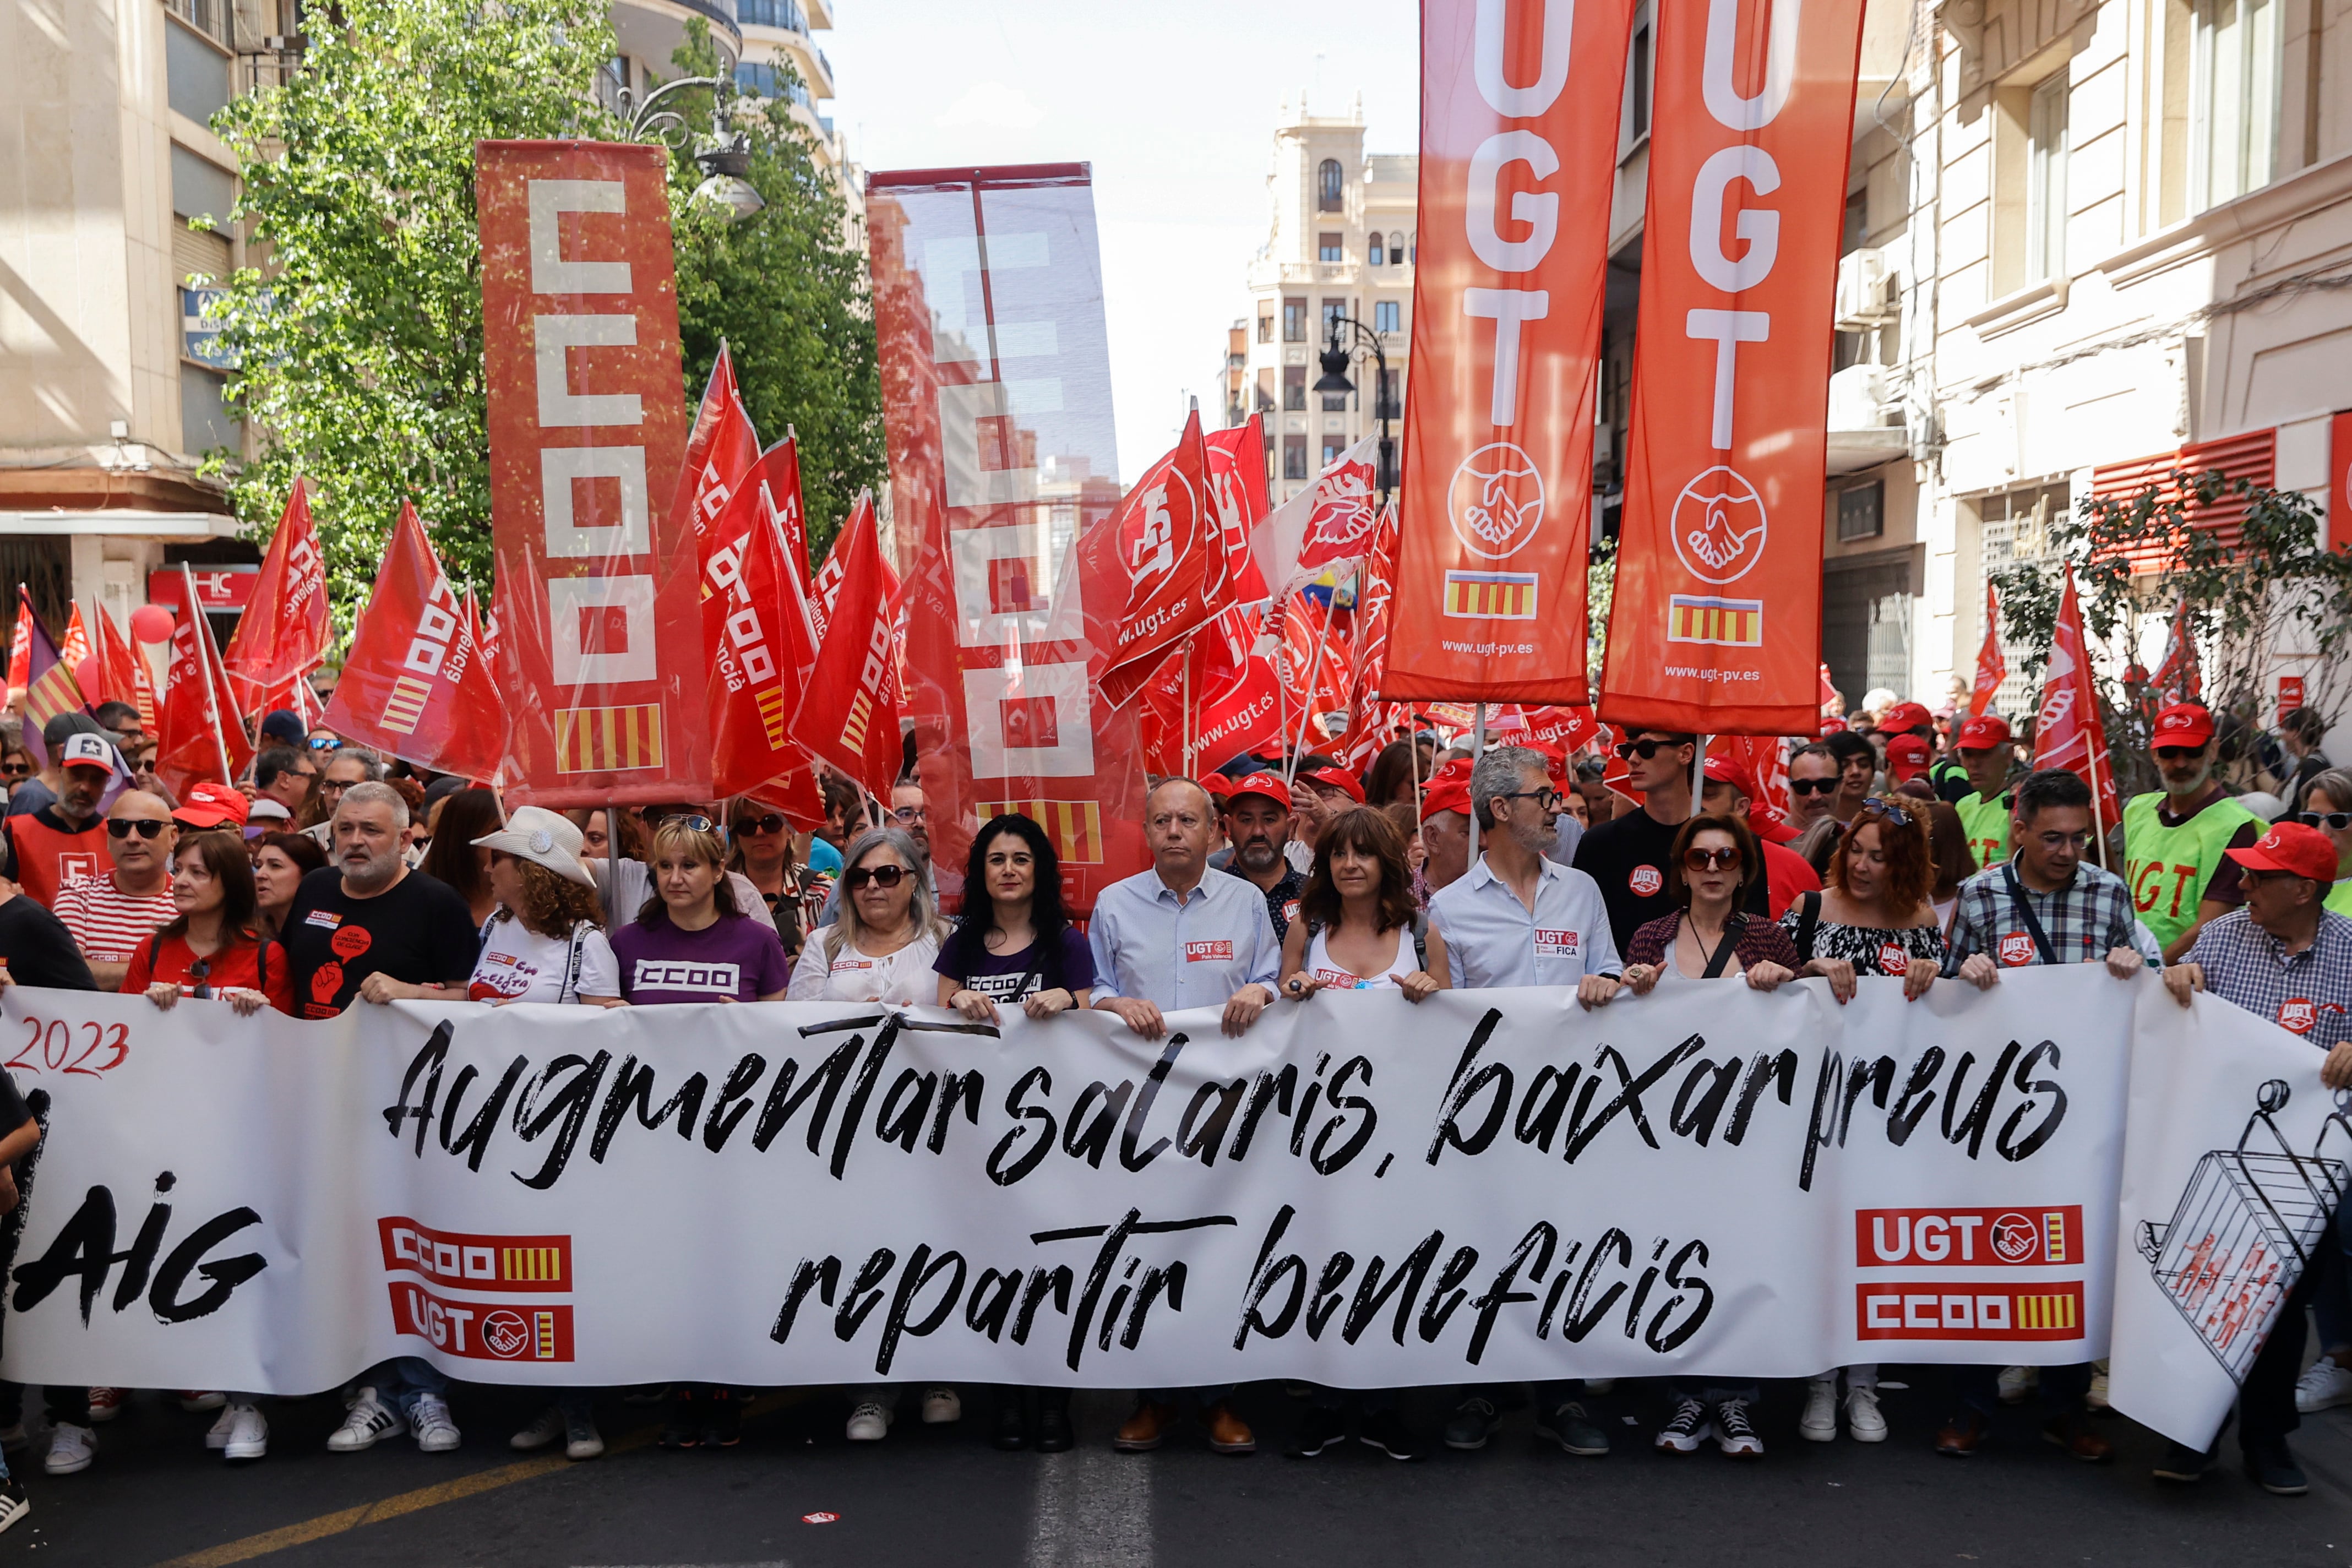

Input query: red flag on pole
[1969,582,2007,717]
[1249,433,1381,601]
[703,460,822,799]
[58,606,90,679]
[91,604,158,732]
[1085,411,1222,708]
[2032,570,2120,832]
[2153,595,2201,704]
[1277,592,1352,742]
[1337,502,1400,771]
[679,346,761,556]
[322,504,508,781]
[222,478,330,709]
[1205,417,1271,604]
[4,593,29,698]
[791,492,902,799]
[761,436,819,625]
[154,567,254,798]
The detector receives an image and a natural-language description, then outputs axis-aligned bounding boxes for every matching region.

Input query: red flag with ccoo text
[791,492,901,800]
[222,477,330,709]
[2031,570,2120,831]
[703,458,821,798]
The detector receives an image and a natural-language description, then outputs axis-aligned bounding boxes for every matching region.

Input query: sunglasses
[1860,797,1913,826]
[2299,811,2352,831]
[844,864,909,890]
[2154,745,2204,761]
[733,812,788,836]
[651,814,718,835]
[107,819,171,840]
[0,762,28,778]
[306,737,341,751]
[1789,777,1838,796]
[1682,846,1741,872]
[187,958,211,1000]
[1614,738,1685,761]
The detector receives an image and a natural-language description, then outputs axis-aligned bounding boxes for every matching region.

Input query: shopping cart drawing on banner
[2137,1081,2351,1380]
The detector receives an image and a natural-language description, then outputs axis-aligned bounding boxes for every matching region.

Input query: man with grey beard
[1219,771,1308,939]
[276,781,477,1021]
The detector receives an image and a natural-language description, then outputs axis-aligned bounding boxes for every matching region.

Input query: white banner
[0,971,2333,1448]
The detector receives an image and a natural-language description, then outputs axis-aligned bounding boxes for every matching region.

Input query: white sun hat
[472,805,594,888]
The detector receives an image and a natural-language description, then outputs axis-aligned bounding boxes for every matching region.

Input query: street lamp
[1311,314,1397,506]
[618,73,766,222]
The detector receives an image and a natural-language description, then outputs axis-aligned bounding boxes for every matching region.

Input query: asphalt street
[8,1372,2352,1566]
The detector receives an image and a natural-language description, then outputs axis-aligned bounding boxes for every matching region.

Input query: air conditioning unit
[1835,247,1894,328]
[1827,363,1895,431]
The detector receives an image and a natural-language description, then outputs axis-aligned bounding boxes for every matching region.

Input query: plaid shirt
[1943,855,2158,974]
[2188,908,2352,1050]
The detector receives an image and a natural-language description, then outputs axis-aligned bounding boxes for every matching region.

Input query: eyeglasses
[1789,777,1838,796]
[2299,811,2352,831]
[891,805,928,825]
[733,812,788,836]
[1614,738,1684,761]
[2154,746,2204,762]
[2033,830,2093,851]
[1860,797,1913,826]
[1493,787,1563,810]
[107,819,171,840]
[844,864,908,890]
[1682,846,1741,872]
[306,737,341,752]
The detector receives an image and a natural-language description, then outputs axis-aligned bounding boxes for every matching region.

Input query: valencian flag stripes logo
[976,798,1106,866]
[1442,572,1539,620]
[556,703,666,774]
[1667,595,1764,647]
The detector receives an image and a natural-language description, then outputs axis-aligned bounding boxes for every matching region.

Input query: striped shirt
[2187,908,2352,1050]
[55,875,177,966]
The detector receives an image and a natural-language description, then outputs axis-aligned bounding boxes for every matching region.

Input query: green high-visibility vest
[2328,879,2352,918]
[1956,791,2011,874]
[2121,791,2265,952]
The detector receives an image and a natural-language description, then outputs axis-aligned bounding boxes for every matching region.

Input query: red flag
[154,569,254,797]
[703,460,823,798]
[1278,593,1352,744]
[322,504,508,781]
[2153,596,2201,705]
[1135,607,1287,775]
[58,606,90,677]
[2032,570,2120,831]
[679,346,761,554]
[1250,434,1381,600]
[1599,0,1870,734]
[4,594,28,697]
[1337,503,1401,771]
[1205,417,1271,604]
[1084,411,1222,707]
[792,492,901,798]
[1969,582,2007,717]
[91,605,158,732]
[761,436,819,628]
[1521,705,1601,753]
[222,478,329,708]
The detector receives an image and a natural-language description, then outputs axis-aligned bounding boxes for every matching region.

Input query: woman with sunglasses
[934,814,1093,1453]
[725,806,809,960]
[2295,769,2352,916]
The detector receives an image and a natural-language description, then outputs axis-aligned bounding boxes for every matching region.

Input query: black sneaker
[1533,1400,1611,1456]
[1654,1397,1709,1454]
[1713,1398,1763,1457]
[1284,1404,1349,1458]
[1358,1408,1420,1461]
[2152,1440,2217,1483]
[994,1398,1029,1451]
[658,1389,700,1450]
[0,1477,26,1536]
[1035,1397,1073,1454]
[2246,1440,2308,1496]
[1442,1396,1499,1451]
[701,1392,742,1450]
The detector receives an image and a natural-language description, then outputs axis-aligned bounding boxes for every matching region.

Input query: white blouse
[786,925,942,1005]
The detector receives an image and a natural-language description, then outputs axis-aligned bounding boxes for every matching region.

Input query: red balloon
[74,656,101,697]
[129,604,176,644]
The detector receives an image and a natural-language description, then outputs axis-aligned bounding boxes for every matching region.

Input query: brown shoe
[2043,1414,2113,1462]
[1205,1401,1256,1455]
[1113,1401,1176,1452]
[1935,1410,1991,1455]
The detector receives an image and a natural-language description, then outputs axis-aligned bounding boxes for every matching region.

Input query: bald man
[55,790,179,990]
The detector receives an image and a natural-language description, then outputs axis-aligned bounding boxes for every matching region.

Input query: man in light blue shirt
[1428,748,1624,1000]
[1090,778,1281,1040]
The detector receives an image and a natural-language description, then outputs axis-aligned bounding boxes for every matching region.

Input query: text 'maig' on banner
[1598,0,1869,735]
[1385,0,1632,705]
[475,141,709,805]
[869,164,1150,914]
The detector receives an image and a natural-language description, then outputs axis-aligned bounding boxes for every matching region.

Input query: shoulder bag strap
[1698,912,1743,979]
[2000,863,2060,965]
[560,921,590,1003]
[1794,890,1822,962]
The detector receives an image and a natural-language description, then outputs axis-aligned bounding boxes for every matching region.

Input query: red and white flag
[1205,418,1271,604]
[1337,502,1401,771]
[1085,411,1223,707]
[322,504,508,781]
[154,569,254,798]
[58,605,90,678]
[2153,596,2201,705]
[1969,583,2007,717]
[1136,607,1286,775]
[1277,592,1352,741]
[792,491,902,799]
[1249,433,1381,601]
[703,456,823,799]
[761,436,819,634]
[222,478,330,710]
[91,603,159,732]
[680,346,761,554]
[4,595,28,698]
[2032,570,2120,830]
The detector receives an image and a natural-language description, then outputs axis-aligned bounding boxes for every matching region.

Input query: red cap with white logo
[1226,771,1293,812]
[2227,821,2337,883]
[2153,704,2215,748]
[1957,714,2012,748]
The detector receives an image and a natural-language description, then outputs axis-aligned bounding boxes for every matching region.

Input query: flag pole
[1284,597,1331,787]
[1180,635,1195,779]
[2085,718,2111,870]
[180,564,235,787]
[1468,702,1488,861]
[1692,733,1709,822]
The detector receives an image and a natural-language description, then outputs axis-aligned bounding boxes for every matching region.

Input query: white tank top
[1304,925,1415,990]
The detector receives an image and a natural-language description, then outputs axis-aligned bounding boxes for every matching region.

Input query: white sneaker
[219,1404,266,1462]
[411,1393,460,1453]
[2086,1364,2111,1410]
[510,1407,565,1451]
[1799,1378,1838,1442]
[921,1387,961,1424]
[846,1401,892,1441]
[326,1389,404,1452]
[1844,1386,1887,1442]
[2296,1358,2352,1413]
[1996,1365,2035,1404]
[43,1423,94,1476]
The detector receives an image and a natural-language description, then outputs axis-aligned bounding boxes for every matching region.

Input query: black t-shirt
[1573,807,1768,957]
[0,896,96,990]
[933,927,1097,1003]
[280,867,480,1020]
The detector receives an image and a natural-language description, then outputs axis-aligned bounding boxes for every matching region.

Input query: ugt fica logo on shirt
[1534,929,1581,960]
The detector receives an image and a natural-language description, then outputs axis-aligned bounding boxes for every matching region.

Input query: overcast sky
[824,0,1419,481]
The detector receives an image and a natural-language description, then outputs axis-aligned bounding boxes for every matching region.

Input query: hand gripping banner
[870,164,1148,914]
[476,140,708,805]
[1386,0,1633,704]
[1599,0,1868,734]
[0,970,2330,1454]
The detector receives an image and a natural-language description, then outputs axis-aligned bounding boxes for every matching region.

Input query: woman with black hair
[934,814,1094,1452]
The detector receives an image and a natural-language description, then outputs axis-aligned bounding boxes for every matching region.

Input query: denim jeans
[358,1356,449,1417]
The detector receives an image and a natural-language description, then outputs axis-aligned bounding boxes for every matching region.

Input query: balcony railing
[738,0,808,31]
[166,0,231,46]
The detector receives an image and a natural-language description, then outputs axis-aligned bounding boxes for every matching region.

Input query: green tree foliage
[663,25,886,553]
[203,0,620,607]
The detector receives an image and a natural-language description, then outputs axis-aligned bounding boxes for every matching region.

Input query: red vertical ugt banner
[1599,0,1868,734]
[1386,0,1631,704]
[870,165,1148,914]
[476,141,707,805]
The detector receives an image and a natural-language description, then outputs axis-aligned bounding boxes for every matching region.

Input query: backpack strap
[1794,890,1822,963]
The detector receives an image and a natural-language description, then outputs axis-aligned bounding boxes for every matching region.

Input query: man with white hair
[278,781,477,1021]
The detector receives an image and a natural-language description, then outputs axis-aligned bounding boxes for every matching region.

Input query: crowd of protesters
[0,684,2342,1534]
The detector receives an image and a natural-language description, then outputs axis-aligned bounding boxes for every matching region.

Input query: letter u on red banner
[1386,0,1632,704]
[476,141,709,804]
[1599,0,1868,734]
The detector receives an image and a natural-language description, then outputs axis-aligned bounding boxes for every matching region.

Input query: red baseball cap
[1882,701,1933,732]
[1886,733,1932,782]
[1701,754,1755,797]
[1305,766,1366,804]
[1957,714,2012,748]
[2153,704,2215,748]
[173,781,250,830]
[1526,741,1569,782]
[1226,771,1293,812]
[1427,756,1473,786]
[1420,780,1472,822]
[2228,821,2336,883]
[1819,716,1849,734]
[1201,774,1234,799]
